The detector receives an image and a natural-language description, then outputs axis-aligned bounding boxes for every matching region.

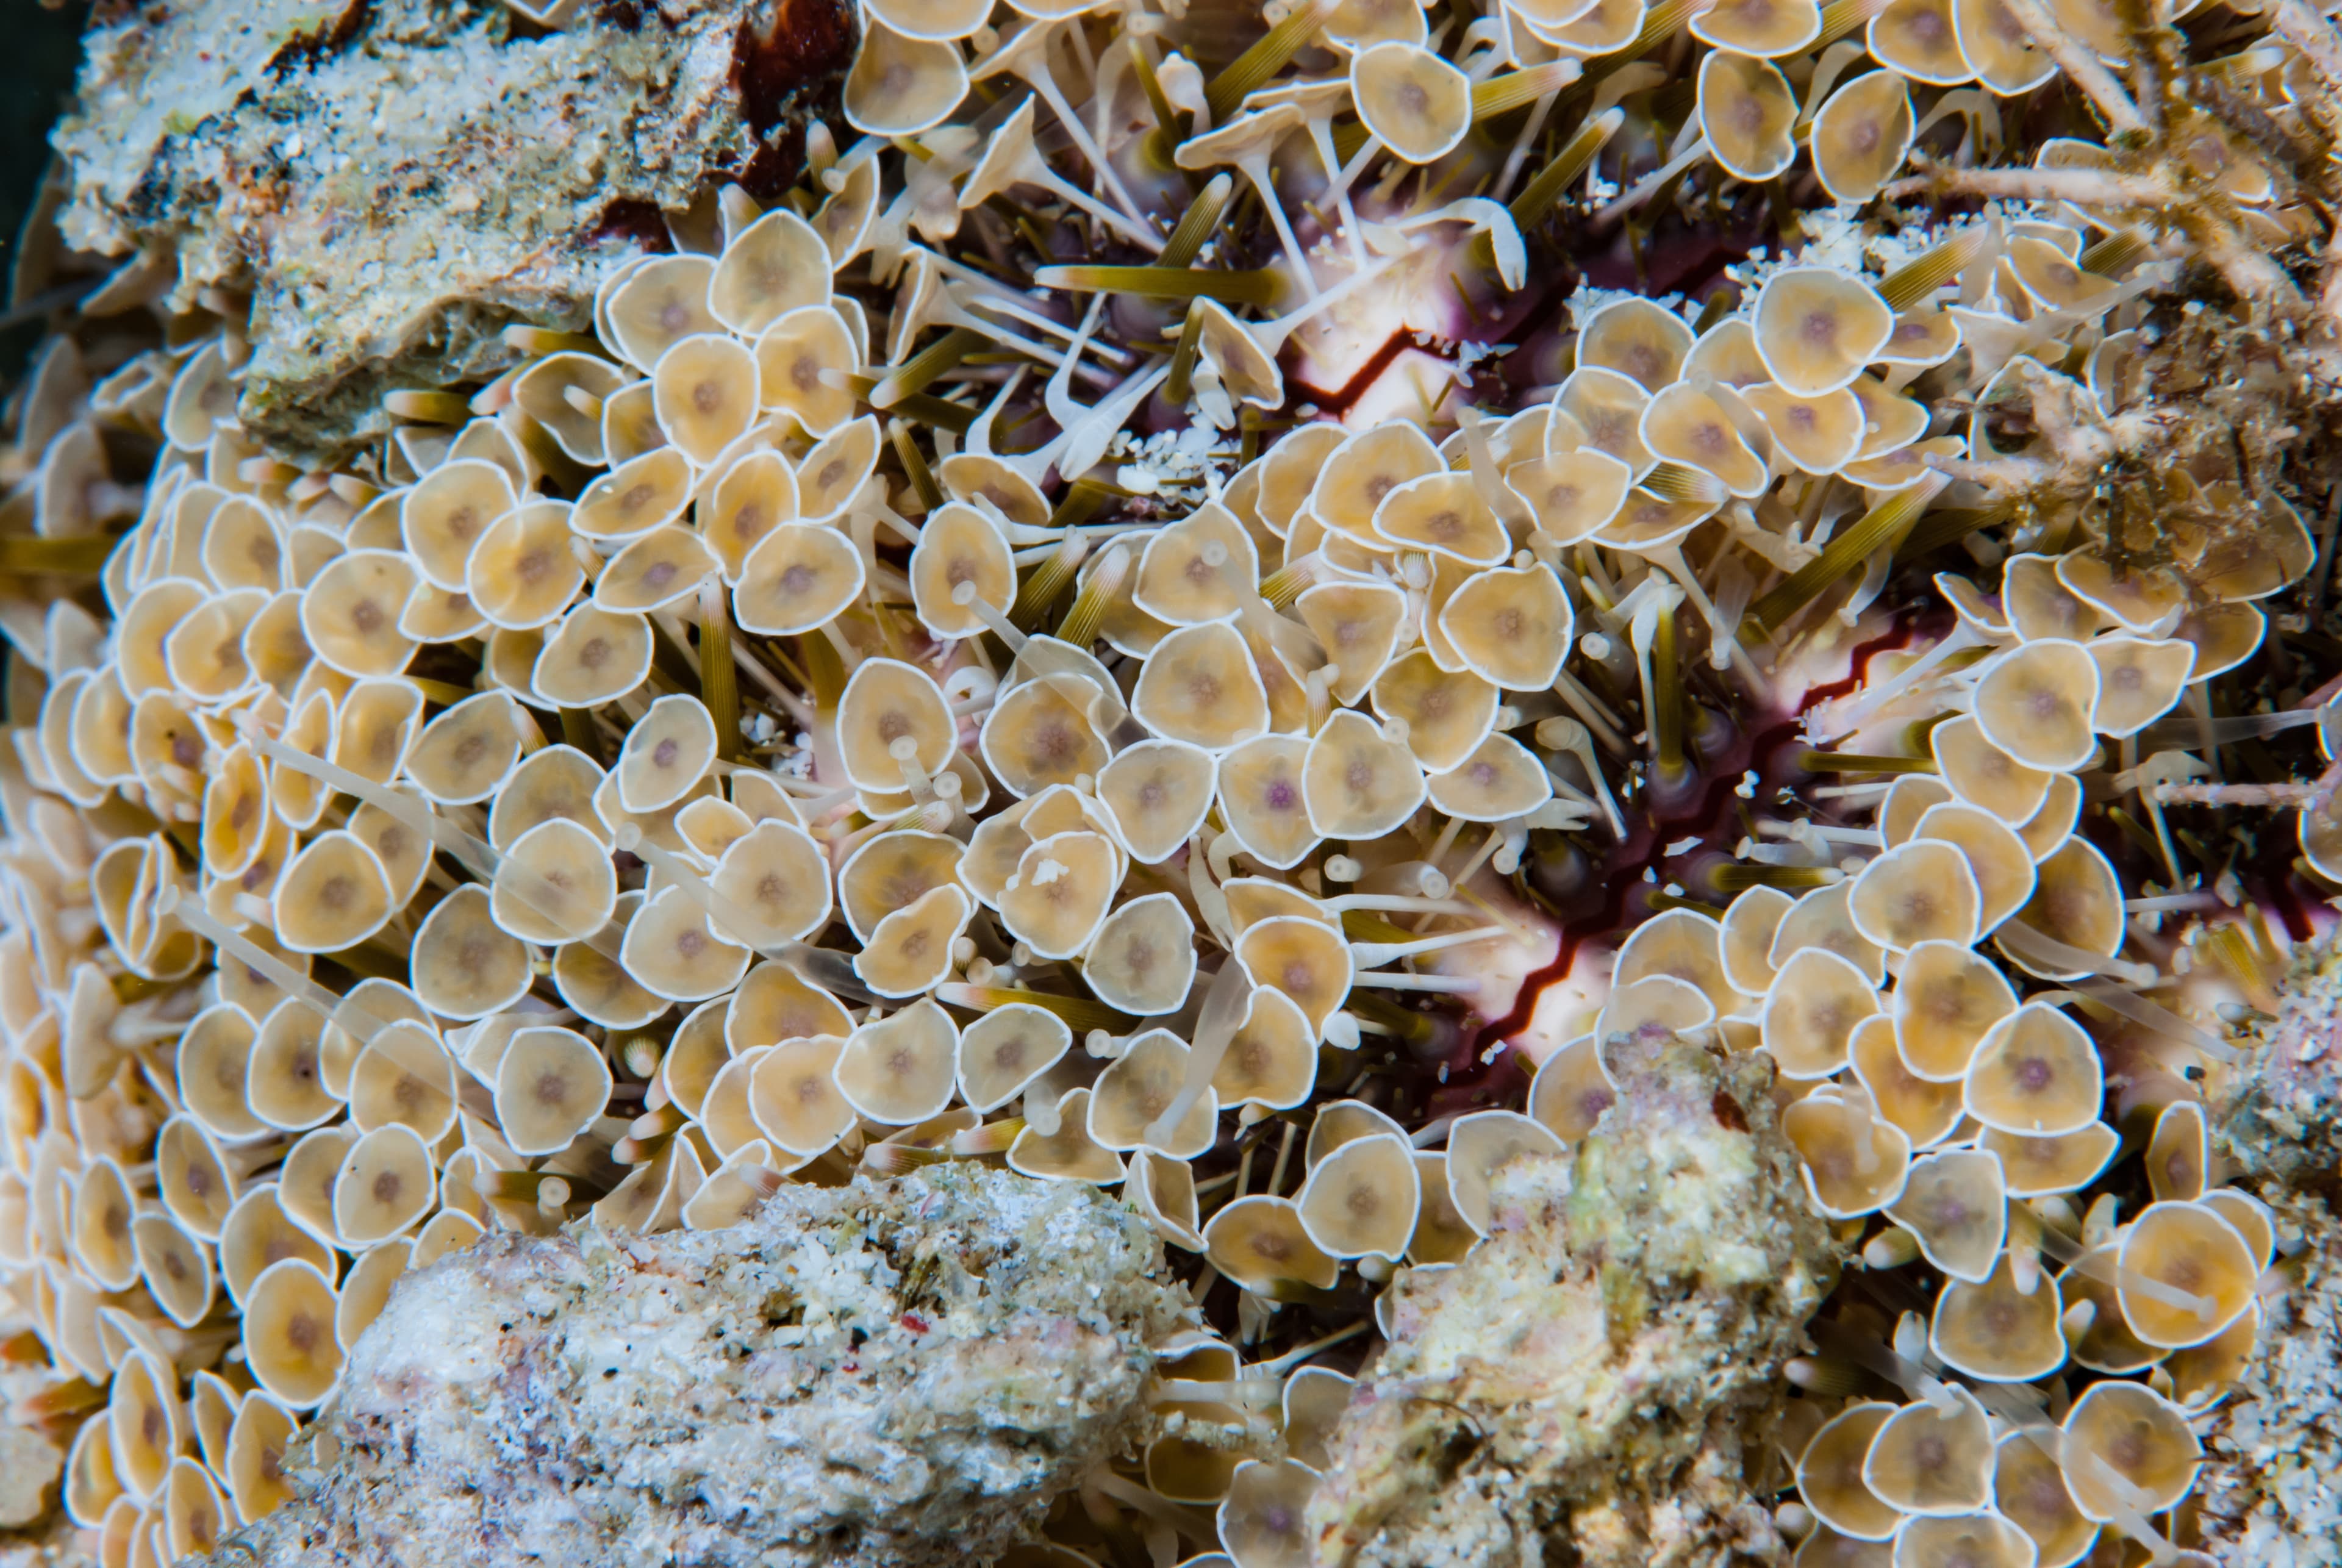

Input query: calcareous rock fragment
[52,0,854,464]
[209,1165,1192,1567]
[0,1423,65,1532]
[13,0,2342,1559]
[2193,934,2342,1566]
[1304,1042,1839,1568]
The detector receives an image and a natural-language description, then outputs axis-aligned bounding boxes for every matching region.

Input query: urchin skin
[212,1166,1193,1568]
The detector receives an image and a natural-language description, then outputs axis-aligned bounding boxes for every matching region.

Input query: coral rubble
[1306,1041,1836,1567]
[2192,934,2342,1566]
[0,1425,65,1531]
[2191,1186,2342,1567]
[51,0,853,465]
[215,1164,1190,1567]
[2218,927,2342,1200]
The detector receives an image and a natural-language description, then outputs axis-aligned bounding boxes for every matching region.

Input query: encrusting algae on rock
[1305,1041,1837,1568]
[47,0,855,467]
[207,1164,1193,1567]
[2188,932,2342,1566]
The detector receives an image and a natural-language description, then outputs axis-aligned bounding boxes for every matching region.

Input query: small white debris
[1566,279,1685,331]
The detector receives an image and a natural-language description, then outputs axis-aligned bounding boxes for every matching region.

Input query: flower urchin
[7,0,2342,1561]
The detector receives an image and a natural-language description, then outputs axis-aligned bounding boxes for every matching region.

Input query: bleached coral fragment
[1303,1042,1838,1568]
[218,1167,1192,1568]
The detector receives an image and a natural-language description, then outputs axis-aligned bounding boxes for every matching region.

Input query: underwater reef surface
[10,0,2342,1564]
